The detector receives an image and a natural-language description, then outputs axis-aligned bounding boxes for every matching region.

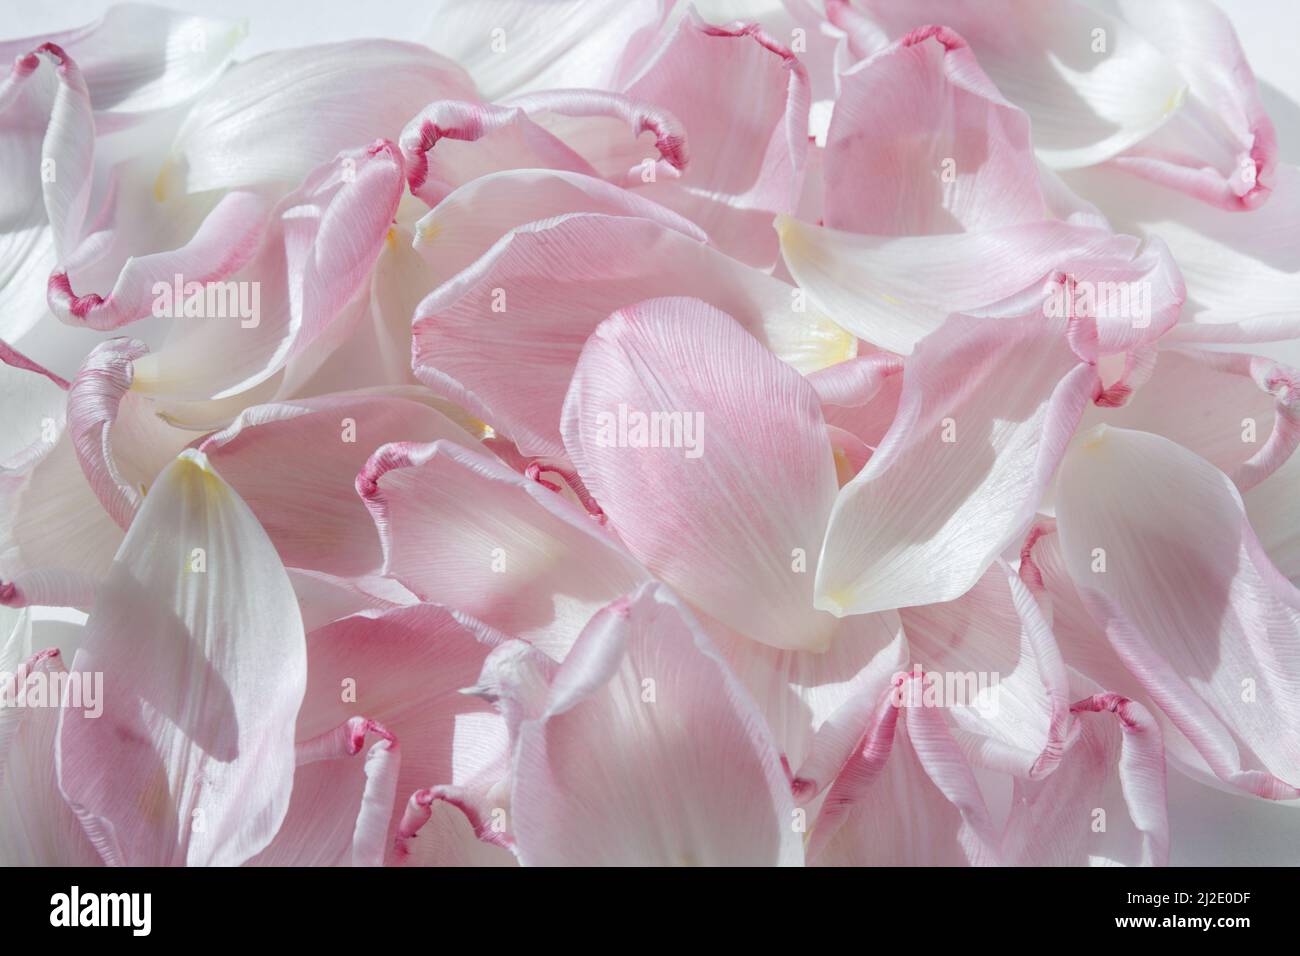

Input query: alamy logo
[1042,277,1151,328]
[594,403,704,459]
[0,669,101,718]
[891,669,1002,716]
[151,274,260,328]
[50,886,151,936]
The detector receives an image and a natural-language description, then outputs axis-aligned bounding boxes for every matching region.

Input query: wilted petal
[1002,691,1170,866]
[822,25,1045,234]
[410,167,705,291]
[713,610,907,797]
[807,675,1000,865]
[1111,0,1276,210]
[505,88,688,189]
[0,649,101,865]
[392,794,517,867]
[563,296,838,652]
[1063,163,1300,345]
[67,338,191,530]
[0,43,95,277]
[779,216,1182,355]
[808,350,904,458]
[291,604,510,864]
[899,561,1071,779]
[399,100,597,205]
[816,302,1097,615]
[253,606,506,868]
[357,439,647,660]
[200,391,483,577]
[419,0,666,100]
[48,190,271,331]
[838,0,1186,170]
[57,450,307,865]
[622,11,810,266]
[1083,347,1299,491]
[161,41,473,196]
[0,4,243,120]
[132,142,403,401]
[413,213,853,459]
[283,568,415,634]
[1,391,125,598]
[249,717,400,867]
[1054,425,1300,799]
[509,584,803,866]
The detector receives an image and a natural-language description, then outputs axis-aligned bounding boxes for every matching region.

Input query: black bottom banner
[6,866,1288,942]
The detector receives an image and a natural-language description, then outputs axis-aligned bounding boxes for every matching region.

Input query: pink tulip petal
[249,718,400,867]
[623,11,810,266]
[0,5,242,120]
[1062,163,1300,344]
[807,674,1000,865]
[809,351,905,458]
[291,604,511,863]
[509,584,803,866]
[822,25,1046,235]
[131,142,404,401]
[805,351,902,409]
[418,0,666,100]
[283,568,415,634]
[412,212,854,459]
[826,424,870,484]
[1084,347,1300,491]
[392,792,517,867]
[505,88,688,188]
[357,439,648,660]
[0,569,97,611]
[0,44,94,260]
[399,100,598,205]
[0,649,101,865]
[816,300,1098,615]
[563,296,839,651]
[67,338,190,530]
[1111,0,1276,210]
[779,215,1184,355]
[199,392,484,578]
[712,610,907,799]
[0,429,124,598]
[1054,425,1300,799]
[840,0,1186,170]
[163,40,474,196]
[899,560,1071,779]
[1003,692,1170,866]
[47,190,272,330]
[57,450,307,865]
[1019,521,1171,741]
[410,167,705,291]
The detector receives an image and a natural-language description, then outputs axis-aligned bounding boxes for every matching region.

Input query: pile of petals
[2,0,1299,867]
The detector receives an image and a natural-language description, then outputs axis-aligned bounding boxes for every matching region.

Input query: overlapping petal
[57,450,307,865]
[412,213,854,459]
[1053,425,1300,799]
[357,439,648,660]
[815,298,1097,615]
[563,296,839,651]
[505,583,803,866]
